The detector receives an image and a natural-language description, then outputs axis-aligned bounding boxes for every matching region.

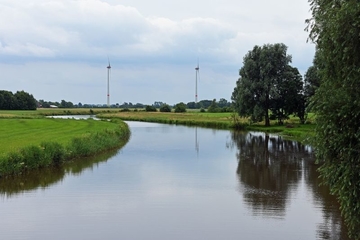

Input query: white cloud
[0,0,315,104]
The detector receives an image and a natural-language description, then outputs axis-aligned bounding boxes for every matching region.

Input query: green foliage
[270,66,305,124]
[174,102,187,113]
[307,1,360,238]
[145,105,157,112]
[41,142,65,165]
[59,100,74,108]
[120,108,130,112]
[159,104,171,112]
[207,99,220,113]
[232,43,304,126]
[0,90,36,110]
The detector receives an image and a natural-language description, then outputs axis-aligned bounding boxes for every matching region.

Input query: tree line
[0,90,37,110]
[36,99,232,111]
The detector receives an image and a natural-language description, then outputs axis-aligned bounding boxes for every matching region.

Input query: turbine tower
[195,60,200,104]
[107,58,111,107]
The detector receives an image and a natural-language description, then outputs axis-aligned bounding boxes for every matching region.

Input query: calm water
[0,121,349,240]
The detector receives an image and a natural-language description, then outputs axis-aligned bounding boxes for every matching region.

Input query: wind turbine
[195,59,200,104]
[107,58,111,107]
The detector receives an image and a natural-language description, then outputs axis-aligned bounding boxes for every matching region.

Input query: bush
[160,104,171,112]
[174,102,187,113]
[145,105,157,112]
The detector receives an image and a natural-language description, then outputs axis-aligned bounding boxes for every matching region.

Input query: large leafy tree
[232,43,303,126]
[306,1,360,238]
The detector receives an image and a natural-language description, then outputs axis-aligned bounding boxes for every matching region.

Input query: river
[0,121,348,240]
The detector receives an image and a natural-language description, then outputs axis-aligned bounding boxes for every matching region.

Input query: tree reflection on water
[230,131,349,239]
[0,149,119,198]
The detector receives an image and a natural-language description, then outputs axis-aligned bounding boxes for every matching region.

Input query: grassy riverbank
[0,108,315,142]
[98,110,315,143]
[0,117,130,177]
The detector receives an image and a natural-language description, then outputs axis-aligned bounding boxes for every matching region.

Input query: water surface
[0,121,348,240]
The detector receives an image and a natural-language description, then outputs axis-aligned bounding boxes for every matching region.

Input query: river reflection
[0,122,349,240]
[0,149,119,197]
[231,131,348,239]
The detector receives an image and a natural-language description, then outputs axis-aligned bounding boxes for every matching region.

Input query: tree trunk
[265,95,270,126]
[265,110,270,126]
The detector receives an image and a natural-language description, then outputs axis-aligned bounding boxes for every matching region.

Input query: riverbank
[0,108,315,143]
[97,111,315,143]
[0,117,130,177]
[0,108,315,177]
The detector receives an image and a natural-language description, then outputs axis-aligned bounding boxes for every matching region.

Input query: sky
[0,0,315,105]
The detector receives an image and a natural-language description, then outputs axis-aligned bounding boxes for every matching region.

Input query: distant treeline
[0,90,37,110]
[0,90,232,112]
[38,98,232,111]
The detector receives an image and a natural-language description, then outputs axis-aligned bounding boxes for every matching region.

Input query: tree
[14,90,37,110]
[186,101,196,109]
[174,102,186,113]
[198,100,212,109]
[207,99,220,113]
[145,105,157,112]
[304,50,322,108]
[160,104,171,112]
[38,99,50,108]
[218,98,230,108]
[153,101,164,108]
[306,1,360,238]
[60,100,74,108]
[0,90,16,110]
[270,66,305,124]
[232,43,293,126]
[0,90,36,110]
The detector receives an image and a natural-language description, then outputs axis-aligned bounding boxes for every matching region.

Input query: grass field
[98,111,238,128]
[0,110,131,176]
[0,118,121,156]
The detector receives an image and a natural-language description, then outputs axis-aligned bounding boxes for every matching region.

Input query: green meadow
[0,110,130,176]
[0,118,122,156]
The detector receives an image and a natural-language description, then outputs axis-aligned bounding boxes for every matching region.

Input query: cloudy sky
[0,0,315,105]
